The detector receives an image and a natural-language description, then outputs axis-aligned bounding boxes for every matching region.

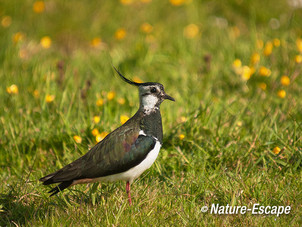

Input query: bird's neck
[139,108,163,144]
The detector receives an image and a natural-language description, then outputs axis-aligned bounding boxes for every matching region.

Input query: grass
[1,0,302,226]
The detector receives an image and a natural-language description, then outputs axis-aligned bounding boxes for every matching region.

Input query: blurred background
[1,0,302,98]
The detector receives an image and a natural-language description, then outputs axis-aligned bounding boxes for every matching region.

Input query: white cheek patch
[142,95,159,112]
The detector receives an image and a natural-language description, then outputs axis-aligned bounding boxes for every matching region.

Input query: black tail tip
[48,187,60,197]
[44,181,73,197]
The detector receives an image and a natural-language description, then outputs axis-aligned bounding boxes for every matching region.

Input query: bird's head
[113,67,175,112]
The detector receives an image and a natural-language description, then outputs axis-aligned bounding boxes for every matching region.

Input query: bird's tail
[40,173,73,196]
[47,181,73,196]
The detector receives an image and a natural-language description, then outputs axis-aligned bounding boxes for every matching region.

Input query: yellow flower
[241,66,253,81]
[280,75,290,86]
[120,0,133,5]
[236,121,243,127]
[100,132,109,138]
[263,41,273,56]
[272,146,281,155]
[45,94,55,103]
[133,76,143,83]
[96,132,109,142]
[256,39,264,49]
[115,28,126,40]
[6,84,19,94]
[107,91,116,100]
[273,38,280,47]
[277,90,286,98]
[118,98,126,105]
[1,16,12,27]
[296,38,302,52]
[233,59,242,68]
[178,134,185,140]
[33,89,39,98]
[180,116,187,123]
[33,1,45,13]
[258,83,267,90]
[40,36,52,49]
[96,98,104,106]
[232,59,242,75]
[93,116,101,124]
[140,23,153,34]
[170,0,185,6]
[92,128,100,137]
[295,55,302,63]
[250,53,260,65]
[183,24,199,39]
[259,66,271,77]
[13,32,25,43]
[120,115,129,125]
[90,37,102,47]
[73,135,82,144]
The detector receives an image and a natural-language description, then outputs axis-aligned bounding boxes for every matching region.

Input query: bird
[39,67,175,205]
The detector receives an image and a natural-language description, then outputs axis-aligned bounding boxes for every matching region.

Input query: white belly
[94,141,161,184]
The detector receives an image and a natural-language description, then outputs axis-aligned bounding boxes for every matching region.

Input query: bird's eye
[150,87,157,93]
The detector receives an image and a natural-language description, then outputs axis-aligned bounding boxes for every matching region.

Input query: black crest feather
[113,66,141,86]
[113,66,159,87]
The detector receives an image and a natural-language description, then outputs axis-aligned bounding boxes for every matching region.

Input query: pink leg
[126,181,132,205]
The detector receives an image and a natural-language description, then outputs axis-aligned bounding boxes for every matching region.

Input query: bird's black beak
[162,93,175,101]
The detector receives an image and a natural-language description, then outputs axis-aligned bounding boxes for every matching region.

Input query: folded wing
[40,127,156,195]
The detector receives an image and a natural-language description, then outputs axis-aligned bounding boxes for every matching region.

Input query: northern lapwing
[39,67,175,205]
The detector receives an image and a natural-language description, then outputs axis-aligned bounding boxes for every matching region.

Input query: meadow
[0,0,302,226]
